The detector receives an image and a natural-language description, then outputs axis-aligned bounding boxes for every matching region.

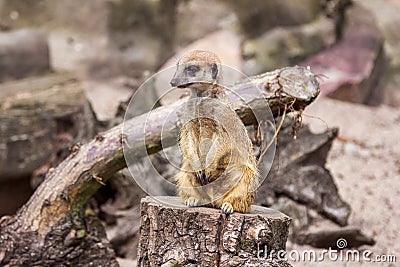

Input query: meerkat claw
[185,197,201,207]
[221,202,234,214]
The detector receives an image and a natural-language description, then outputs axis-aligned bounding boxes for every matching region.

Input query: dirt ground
[284,97,400,266]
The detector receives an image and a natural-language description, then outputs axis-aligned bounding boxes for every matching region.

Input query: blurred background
[0,0,399,266]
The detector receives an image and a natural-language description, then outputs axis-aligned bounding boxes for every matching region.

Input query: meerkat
[170,50,259,213]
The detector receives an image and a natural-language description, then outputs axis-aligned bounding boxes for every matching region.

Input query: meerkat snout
[170,50,221,89]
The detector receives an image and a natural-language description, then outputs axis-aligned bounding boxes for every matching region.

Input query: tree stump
[137,196,292,267]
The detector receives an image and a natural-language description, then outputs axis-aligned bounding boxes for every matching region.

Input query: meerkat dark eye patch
[211,63,218,79]
[184,65,200,76]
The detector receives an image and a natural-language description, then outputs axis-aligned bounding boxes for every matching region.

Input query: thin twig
[257,99,297,165]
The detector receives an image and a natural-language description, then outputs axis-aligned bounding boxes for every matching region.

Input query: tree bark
[138,196,292,267]
[0,66,319,266]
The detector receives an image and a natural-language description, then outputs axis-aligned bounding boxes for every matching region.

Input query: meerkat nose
[170,78,179,87]
[170,78,193,88]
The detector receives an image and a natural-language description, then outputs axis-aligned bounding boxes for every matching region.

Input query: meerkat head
[170,50,222,92]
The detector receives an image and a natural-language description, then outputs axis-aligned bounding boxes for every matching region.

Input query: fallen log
[0,66,319,266]
[0,73,95,181]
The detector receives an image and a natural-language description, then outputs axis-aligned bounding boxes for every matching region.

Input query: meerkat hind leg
[219,166,256,213]
[221,195,253,213]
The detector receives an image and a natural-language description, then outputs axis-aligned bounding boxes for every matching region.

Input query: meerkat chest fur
[180,84,252,184]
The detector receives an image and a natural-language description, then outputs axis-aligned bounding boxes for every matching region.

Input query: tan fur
[172,50,259,213]
[179,50,221,65]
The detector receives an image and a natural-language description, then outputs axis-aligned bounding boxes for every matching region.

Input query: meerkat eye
[184,65,200,76]
[210,63,218,79]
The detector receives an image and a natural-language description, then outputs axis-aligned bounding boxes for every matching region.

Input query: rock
[1,0,177,78]
[300,3,386,105]
[0,0,54,29]
[295,226,376,249]
[257,119,351,226]
[82,77,140,121]
[270,197,311,240]
[320,0,352,38]
[242,15,336,76]
[175,0,235,46]
[270,165,351,227]
[355,0,400,68]
[0,29,50,82]
[89,0,177,76]
[355,0,400,106]
[48,30,110,76]
[224,0,321,37]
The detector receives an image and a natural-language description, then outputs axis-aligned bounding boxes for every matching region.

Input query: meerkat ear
[211,63,218,80]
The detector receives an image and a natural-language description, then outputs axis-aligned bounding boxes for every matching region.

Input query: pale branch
[3,66,319,241]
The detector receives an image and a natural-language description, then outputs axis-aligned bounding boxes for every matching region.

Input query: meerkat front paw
[185,197,202,207]
[221,202,234,214]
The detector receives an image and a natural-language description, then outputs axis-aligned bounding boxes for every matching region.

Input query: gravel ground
[283,97,400,266]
